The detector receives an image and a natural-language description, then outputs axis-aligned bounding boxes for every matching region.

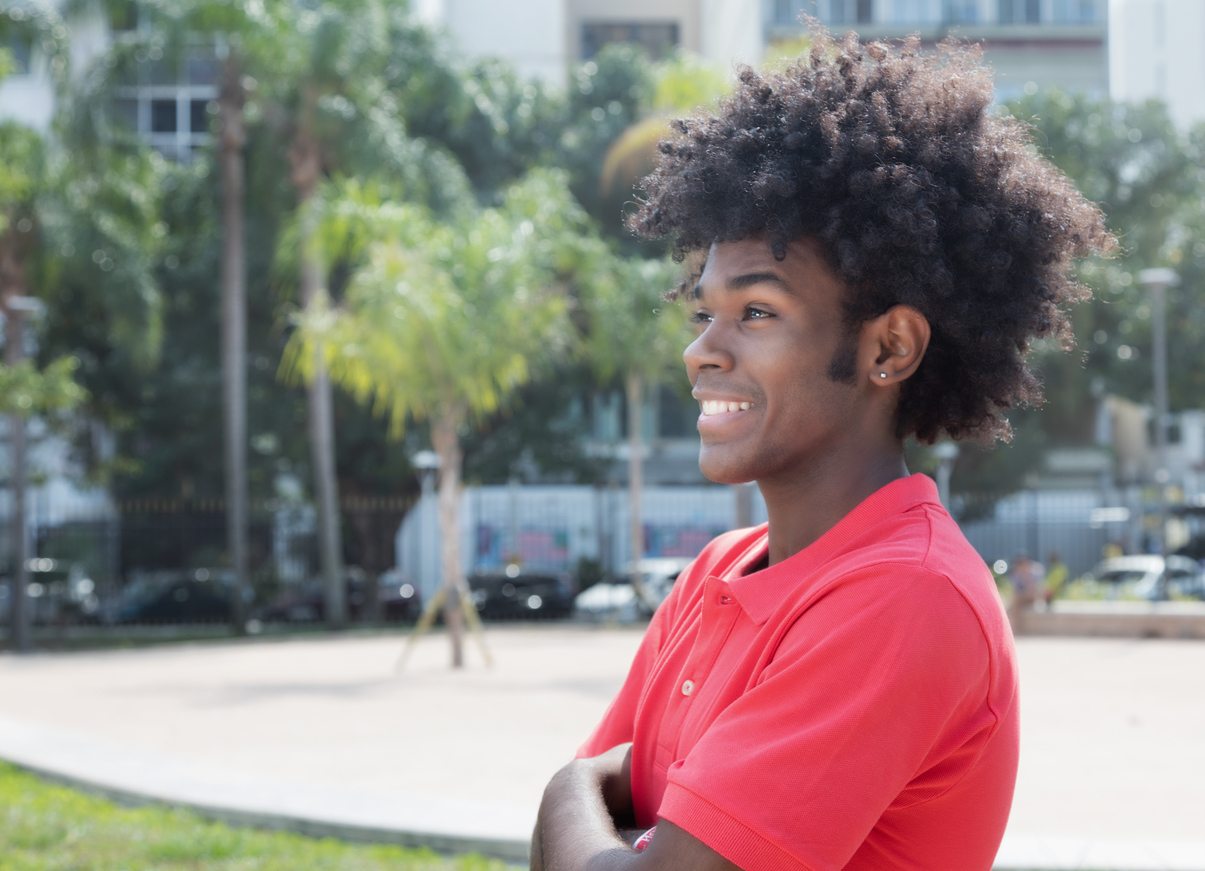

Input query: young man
[532,32,1112,871]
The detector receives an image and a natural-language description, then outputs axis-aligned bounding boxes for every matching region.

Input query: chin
[698,451,757,486]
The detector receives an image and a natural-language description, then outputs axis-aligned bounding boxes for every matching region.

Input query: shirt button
[719,594,732,605]
[681,679,695,696]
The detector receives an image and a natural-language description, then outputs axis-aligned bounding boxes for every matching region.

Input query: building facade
[1110,0,1205,129]
[766,0,1108,100]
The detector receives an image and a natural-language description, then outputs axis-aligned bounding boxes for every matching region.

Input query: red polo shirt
[579,475,1019,870]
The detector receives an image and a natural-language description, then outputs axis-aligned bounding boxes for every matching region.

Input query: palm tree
[59,0,260,630]
[586,52,728,592]
[0,112,143,650]
[285,169,584,666]
[67,0,416,629]
[598,51,730,209]
[265,0,475,627]
[0,121,44,654]
[580,252,689,603]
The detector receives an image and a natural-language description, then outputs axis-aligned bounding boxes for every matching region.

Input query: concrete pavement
[2,625,1204,870]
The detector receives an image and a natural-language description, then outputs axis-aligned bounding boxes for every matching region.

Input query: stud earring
[878,372,888,380]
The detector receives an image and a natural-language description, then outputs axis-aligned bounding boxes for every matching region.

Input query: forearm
[533,758,637,871]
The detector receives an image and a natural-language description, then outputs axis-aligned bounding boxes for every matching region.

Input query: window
[150,98,177,133]
[945,0,980,23]
[189,98,211,135]
[825,0,874,24]
[998,0,1040,23]
[581,21,680,60]
[112,43,218,161]
[772,0,819,26]
[888,0,941,25]
[1051,0,1101,23]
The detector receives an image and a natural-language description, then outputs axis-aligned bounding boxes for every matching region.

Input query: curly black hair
[632,31,1115,443]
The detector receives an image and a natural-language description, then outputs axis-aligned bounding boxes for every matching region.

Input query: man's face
[684,237,865,487]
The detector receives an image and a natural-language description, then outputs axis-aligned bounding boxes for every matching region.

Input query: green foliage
[0,356,86,417]
[285,169,584,436]
[460,361,603,484]
[0,761,514,870]
[0,2,70,90]
[39,147,167,379]
[650,51,727,115]
[558,45,656,244]
[0,118,145,448]
[0,121,45,216]
[399,51,567,197]
[580,251,689,386]
[1005,90,1205,422]
[762,35,814,72]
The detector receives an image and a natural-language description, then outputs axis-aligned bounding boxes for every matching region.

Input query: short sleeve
[658,565,997,871]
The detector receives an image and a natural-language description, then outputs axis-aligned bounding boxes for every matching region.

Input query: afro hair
[632,30,1115,443]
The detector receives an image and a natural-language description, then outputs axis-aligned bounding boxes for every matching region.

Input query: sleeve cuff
[658,781,817,871]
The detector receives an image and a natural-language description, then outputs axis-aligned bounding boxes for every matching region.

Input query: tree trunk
[290,92,345,628]
[625,372,650,608]
[218,51,249,633]
[1,230,30,652]
[431,405,467,668]
[3,300,29,653]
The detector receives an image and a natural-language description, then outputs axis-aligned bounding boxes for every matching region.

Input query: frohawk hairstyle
[633,31,1115,443]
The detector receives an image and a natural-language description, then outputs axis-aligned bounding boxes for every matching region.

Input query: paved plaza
[2,626,1204,869]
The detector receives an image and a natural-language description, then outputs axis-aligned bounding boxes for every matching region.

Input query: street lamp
[1137,267,1177,555]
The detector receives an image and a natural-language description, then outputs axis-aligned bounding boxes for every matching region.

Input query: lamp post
[1138,267,1177,555]
[411,450,441,603]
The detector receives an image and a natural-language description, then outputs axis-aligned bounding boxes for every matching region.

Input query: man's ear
[863,305,930,387]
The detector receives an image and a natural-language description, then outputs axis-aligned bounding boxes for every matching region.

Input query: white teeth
[701,400,752,416]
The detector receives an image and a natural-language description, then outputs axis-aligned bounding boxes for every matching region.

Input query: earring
[878,372,888,380]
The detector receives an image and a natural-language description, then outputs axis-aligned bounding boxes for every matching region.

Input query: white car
[1079,555,1204,601]
[574,557,693,623]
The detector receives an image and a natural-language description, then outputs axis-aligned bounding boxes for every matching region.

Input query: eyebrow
[692,271,792,299]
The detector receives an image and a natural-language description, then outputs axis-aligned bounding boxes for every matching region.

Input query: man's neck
[759,451,909,566]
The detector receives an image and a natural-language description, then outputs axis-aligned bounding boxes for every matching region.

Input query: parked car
[1077,555,1205,601]
[258,568,421,624]
[574,557,693,623]
[467,569,574,620]
[376,569,423,623]
[96,569,242,625]
[0,559,98,625]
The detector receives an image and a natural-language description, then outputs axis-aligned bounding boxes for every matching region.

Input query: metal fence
[0,483,1195,632]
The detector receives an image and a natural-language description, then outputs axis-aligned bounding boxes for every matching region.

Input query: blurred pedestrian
[1009,554,1043,607]
[1044,552,1069,603]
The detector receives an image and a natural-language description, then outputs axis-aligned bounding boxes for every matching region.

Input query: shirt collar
[726,474,941,625]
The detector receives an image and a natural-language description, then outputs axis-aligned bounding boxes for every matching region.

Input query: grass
[0,762,516,871]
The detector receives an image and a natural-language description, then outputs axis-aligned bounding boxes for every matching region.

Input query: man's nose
[684,322,734,378]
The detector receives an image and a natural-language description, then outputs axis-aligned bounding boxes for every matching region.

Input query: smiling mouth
[700,400,752,416]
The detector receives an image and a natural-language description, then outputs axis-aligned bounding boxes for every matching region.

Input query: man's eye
[689,310,713,324]
[744,306,773,320]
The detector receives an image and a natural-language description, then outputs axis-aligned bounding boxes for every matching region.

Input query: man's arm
[531,745,740,871]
